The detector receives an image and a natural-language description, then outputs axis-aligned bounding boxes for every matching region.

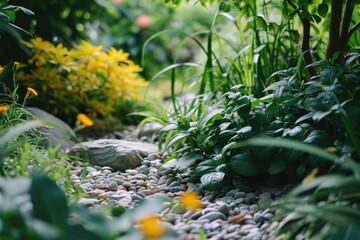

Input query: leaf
[162,132,190,153]
[219,1,231,12]
[30,175,68,230]
[317,3,328,18]
[268,157,286,175]
[159,122,178,132]
[312,111,331,122]
[229,153,263,176]
[200,172,225,190]
[197,108,223,130]
[256,15,267,31]
[176,152,204,171]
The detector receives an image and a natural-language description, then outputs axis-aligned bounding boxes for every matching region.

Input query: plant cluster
[0,174,170,240]
[160,57,360,188]
[17,37,149,123]
[0,0,34,38]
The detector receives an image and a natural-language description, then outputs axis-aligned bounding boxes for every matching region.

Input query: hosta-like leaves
[162,132,190,153]
[229,153,263,176]
[197,108,223,130]
[268,157,286,175]
[176,152,204,171]
[200,172,225,190]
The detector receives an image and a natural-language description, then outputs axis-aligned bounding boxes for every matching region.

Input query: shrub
[160,56,360,189]
[17,38,149,124]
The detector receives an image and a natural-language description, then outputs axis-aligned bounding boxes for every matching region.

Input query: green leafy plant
[0,174,174,240]
[0,0,34,38]
[160,55,360,189]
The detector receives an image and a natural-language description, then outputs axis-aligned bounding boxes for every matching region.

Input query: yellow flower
[27,87,38,96]
[0,105,9,114]
[325,147,337,153]
[138,215,165,239]
[76,113,94,127]
[179,191,202,211]
[32,116,49,129]
[302,168,319,184]
[0,66,4,73]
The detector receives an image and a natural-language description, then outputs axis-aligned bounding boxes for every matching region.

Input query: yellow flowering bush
[18,37,149,121]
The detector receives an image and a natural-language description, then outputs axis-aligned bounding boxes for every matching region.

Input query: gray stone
[68,139,158,171]
[258,197,274,209]
[163,213,179,224]
[106,181,118,191]
[137,165,150,174]
[26,107,76,150]
[218,203,229,215]
[199,212,226,221]
[77,198,98,207]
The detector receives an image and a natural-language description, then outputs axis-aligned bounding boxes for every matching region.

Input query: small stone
[235,192,246,198]
[97,193,109,200]
[122,182,133,188]
[139,189,153,196]
[77,198,98,207]
[107,181,118,191]
[137,165,150,174]
[159,167,173,176]
[259,191,272,199]
[258,197,273,209]
[147,152,162,161]
[244,195,257,204]
[234,197,244,204]
[95,182,106,189]
[218,203,229,215]
[244,219,257,225]
[224,232,241,240]
[190,211,203,220]
[163,213,179,224]
[170,186,186,193]
[171,204,186,214]
[249,204,259,211]
[86,166,98,173]
[199,212,226,221]
[264,213,274,219]
[126,169,138,175]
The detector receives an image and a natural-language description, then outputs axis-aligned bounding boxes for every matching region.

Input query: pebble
[199,212,227,221]
[69,130,291,240]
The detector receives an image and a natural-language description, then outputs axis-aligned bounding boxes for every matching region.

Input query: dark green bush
[160,56,360,189]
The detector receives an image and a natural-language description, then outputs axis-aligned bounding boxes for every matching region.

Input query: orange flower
[138,215,165,239]
[32,116,49,129]
[76,113,94,127]
[27,87,38,96]
[179,191,202,211]
[0,105,9,114]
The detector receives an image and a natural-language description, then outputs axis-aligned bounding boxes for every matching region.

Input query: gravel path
[68,126,289,240]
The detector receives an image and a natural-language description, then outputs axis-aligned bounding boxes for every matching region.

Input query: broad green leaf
[312,111,331,122]
[268,157,286,175]
[317,3,328,18]
[229,153,263,176]
[219,1,231,12]
[30,175,68,230]
[163,132,190,153]
[197,108,223,130]
[176,152,204,171]
[200,172,225,190]
[225,137,360,176]
[159,122,179,132]
[256,15,267,31]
